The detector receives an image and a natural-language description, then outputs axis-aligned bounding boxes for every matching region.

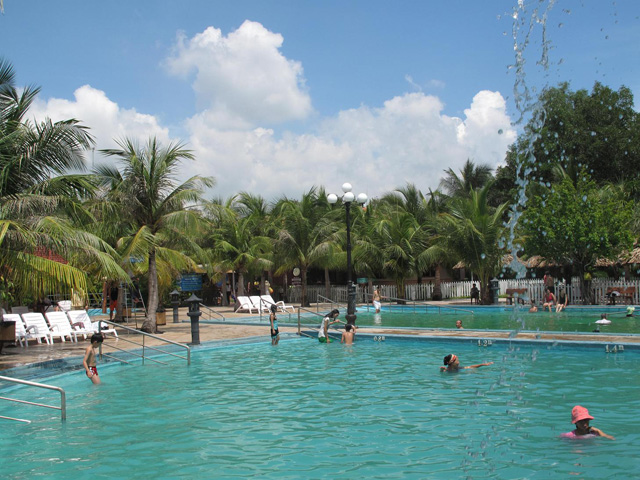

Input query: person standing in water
[560,405,614,440]
[318,309,341,343]
[341,323,356,344]
[269,304,280,346]
[372,288,382,313]
[83,333,104,385]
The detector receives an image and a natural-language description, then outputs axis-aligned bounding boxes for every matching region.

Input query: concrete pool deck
[1,303,639,372]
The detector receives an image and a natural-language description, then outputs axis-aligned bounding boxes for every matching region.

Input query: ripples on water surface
[2,338,639,479]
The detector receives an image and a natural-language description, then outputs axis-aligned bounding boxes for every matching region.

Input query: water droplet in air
[582,195,587,202]
[481,253,486,259]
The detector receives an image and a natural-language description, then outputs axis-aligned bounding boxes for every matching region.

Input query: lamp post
[186,293,202,345]
[327,183,368,324]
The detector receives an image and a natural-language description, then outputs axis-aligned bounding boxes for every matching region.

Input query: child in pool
[560,405,614,440]
[440,353,493,372]
[269,304,279,346]
[83,333,104,385]
[341,323,355,344]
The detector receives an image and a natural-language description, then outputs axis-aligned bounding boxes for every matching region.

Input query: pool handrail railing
[0,375,66,423]
[364,293,475,315]
[97,319,191,366]
[198,303,225,322]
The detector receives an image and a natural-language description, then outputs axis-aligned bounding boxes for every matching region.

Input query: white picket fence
[287,277,640,305]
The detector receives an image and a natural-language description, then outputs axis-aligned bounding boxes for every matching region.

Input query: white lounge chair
[45,311,80,343]
[20,313,53,344]
[249,296,270,313]
[57,300,72,312]
[66,310,118,338]
[3,313,38,347]
[260,294,295,313]
[234,296,257,314]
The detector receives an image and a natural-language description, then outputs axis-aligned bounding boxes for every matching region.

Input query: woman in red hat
[561,405,615,440]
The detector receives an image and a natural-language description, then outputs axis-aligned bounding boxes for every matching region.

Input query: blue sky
[1,0,638,200]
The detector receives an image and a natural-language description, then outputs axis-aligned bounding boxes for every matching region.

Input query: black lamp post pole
[345,200,357,324]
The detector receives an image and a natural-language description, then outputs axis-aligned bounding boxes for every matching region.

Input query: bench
[506,288,528,305]
[606,286,636,305]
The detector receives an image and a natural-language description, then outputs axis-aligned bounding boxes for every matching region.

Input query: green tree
[98,137,214,333]
[505,82,640,202]
[272,188,334,307]
[0,58,126,303]
[521,172,633,304]
[440,159,494,199]
[433,182,508,303]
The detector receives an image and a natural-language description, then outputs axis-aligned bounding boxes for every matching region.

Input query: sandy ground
[1,303,638,372]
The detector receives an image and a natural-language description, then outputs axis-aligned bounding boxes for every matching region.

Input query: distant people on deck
[543,271,554,294]
[470,283,480,304]
[555,287,568,313]
[109,283,119,321]
[542,287,556,312]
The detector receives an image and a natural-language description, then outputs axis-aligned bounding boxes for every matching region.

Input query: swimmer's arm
[464,362,494,369]
[590,427,615,440]
[340,333,345,344]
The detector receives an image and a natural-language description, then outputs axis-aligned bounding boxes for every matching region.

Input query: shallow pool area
[299,305,640,335]
[2,335,639,479]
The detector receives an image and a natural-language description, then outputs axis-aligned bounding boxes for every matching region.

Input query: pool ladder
[0,375,66,423]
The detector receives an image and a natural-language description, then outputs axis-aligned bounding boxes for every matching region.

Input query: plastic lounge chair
[260,294,294,313]
[234,296,256,314]
[57,300,72,312]
[66,310,119,338]
[20,313,53,344]
[249,296,270,313]
[45,311,80,343]
[2,313,38,347]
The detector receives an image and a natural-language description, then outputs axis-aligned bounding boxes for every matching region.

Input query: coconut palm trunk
[141,248,159,333]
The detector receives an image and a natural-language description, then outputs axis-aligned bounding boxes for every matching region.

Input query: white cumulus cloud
[165,21,312,129]
[185,91,516,201]
[29,85,171,163]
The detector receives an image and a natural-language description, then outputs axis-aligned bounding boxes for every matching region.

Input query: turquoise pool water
[2,337,639,479]
[312,306,640,334]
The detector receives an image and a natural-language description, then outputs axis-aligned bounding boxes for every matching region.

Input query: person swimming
[440,353,493,372]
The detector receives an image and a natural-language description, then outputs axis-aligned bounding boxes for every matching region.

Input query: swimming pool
[303,306,640,335]
[2,337,638,478]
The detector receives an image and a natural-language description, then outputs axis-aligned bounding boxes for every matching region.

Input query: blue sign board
[179,274,203,292]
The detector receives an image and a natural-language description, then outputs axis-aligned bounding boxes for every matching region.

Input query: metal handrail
[316,295,343,313]
[98,320,191,366]
[296,307,346,337]
[0,375,66,423]
[199,303,225,322]
[363,293,475,315]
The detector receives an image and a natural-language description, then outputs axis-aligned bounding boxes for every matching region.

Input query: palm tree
[209,209,272,300]
[98,137,214,333]
[440,159,494,198]
[434,182,508,303]
[272,188,335,307]
[0,58,126,304]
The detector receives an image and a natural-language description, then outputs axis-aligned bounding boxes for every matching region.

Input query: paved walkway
[1,303,638,372]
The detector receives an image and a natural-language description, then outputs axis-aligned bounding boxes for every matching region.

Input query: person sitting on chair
[470,283,480,305]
